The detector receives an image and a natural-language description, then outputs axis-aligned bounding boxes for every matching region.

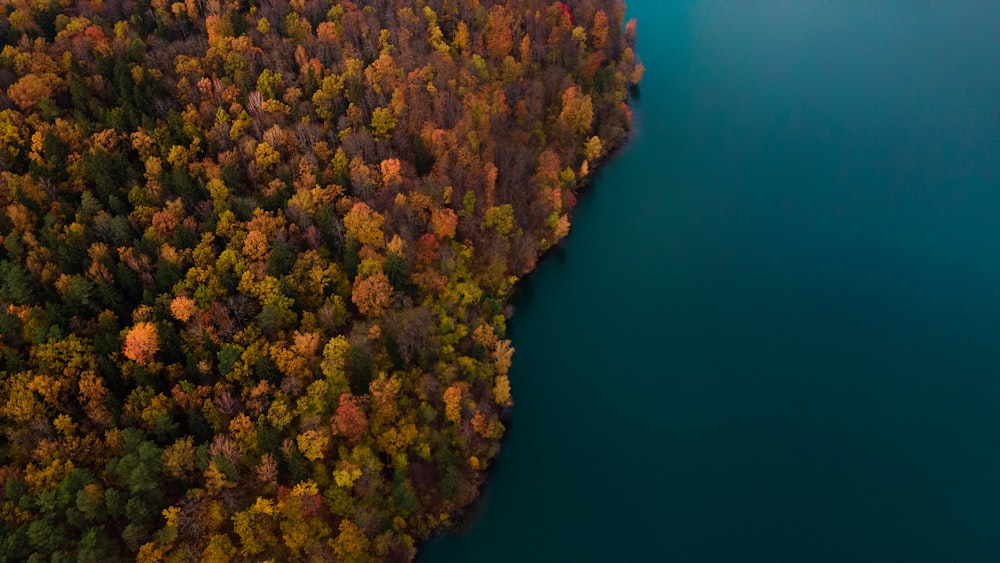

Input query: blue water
[422,1,1000,560]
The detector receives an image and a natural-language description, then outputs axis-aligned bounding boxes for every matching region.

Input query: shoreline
[418,92,641,547]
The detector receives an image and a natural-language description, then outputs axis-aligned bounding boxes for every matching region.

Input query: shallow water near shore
[422,1,1000,560]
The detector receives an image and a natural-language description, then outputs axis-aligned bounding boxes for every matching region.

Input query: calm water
[422,1,1000,560]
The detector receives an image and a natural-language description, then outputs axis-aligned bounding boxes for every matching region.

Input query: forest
[0,0,642,559]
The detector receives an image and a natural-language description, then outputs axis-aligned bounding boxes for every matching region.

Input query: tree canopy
[0,0,642,559]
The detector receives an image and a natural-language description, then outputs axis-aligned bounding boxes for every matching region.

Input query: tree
[380,158,402,189]
[443,384,465,425]
[494,375,512,407]
[8,73,59,111]
[430,208,458,239]
[255,142,282,172]
[559,86,594,136]
[332,519,369,561]
[485,6,514,60]
[584,135,603,161]
[343,202,385,247]
[277,482,331,557]
[169,296,197,322]
[483,204,515,237]
[0,109,27,168]
[591,10,610,51]
[352,272,393,317]
[332,393,368,443]
[162,436,197,479]
[232,497,278,557]
[370,107,397,140]
[296,429,330,461]
[123,322,159,365]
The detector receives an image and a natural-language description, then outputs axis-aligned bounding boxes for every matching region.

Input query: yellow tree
[370,106,397,140]
[296,428,330,461]
[493,375,512,407]
[232,497,278,557]
[332,519,369,561]
[0,109,26,166]
[443,383,467,424]
[369,373,401,430]
[343,201,385,247]
[559,86,594,137]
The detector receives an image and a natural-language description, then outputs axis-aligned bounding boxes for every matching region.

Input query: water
[422,1,1000,560]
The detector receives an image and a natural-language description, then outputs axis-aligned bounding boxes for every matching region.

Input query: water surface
[423,1,1000,560]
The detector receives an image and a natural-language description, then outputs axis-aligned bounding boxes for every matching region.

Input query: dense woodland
[0,0,641,559]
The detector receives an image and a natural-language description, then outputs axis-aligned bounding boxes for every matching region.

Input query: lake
[422,1,1000,560]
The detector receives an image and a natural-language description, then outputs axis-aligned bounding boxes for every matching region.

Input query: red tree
[332,394,368,443]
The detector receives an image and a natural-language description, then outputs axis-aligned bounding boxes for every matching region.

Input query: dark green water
[422,1,1000,560]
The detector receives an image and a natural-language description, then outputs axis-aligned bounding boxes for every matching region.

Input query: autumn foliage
[351,272,393,317]
[122,322,159,365]
[0,0,641,559]
[333,393,368,444]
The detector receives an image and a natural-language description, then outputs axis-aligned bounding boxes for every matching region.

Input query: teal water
[422,1,1000,560]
